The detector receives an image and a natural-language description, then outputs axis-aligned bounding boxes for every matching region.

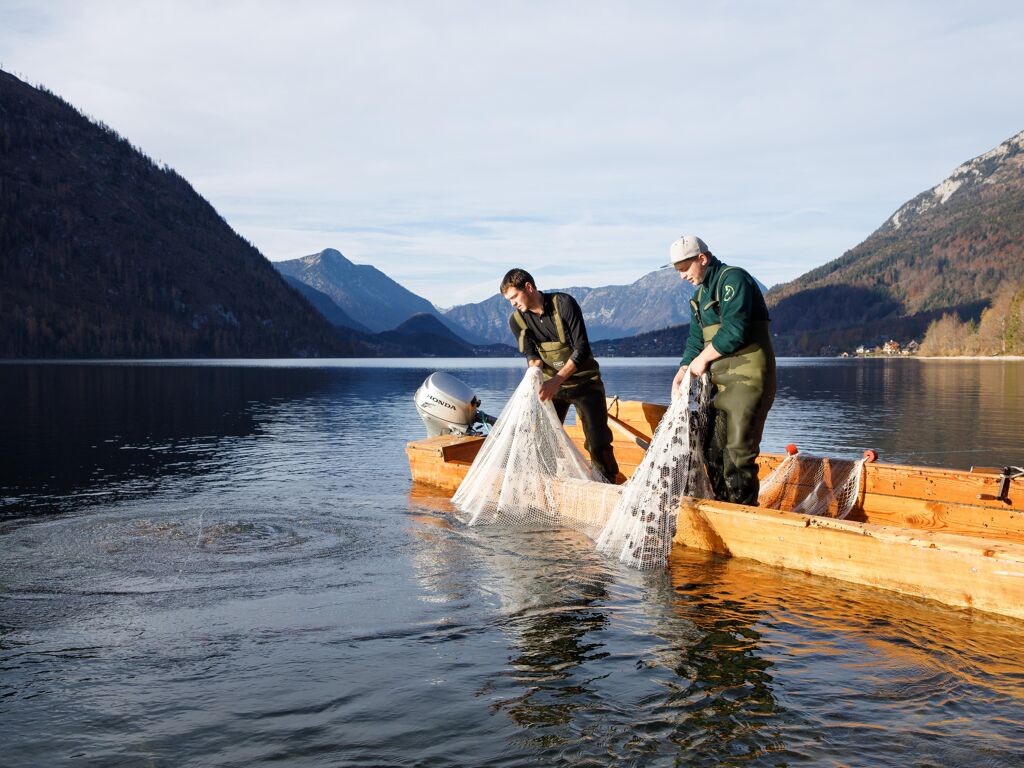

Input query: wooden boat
[407,399,1024,620]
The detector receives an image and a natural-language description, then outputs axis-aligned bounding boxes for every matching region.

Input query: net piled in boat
[757,452,865,519]
[596,372,713,569]
[452,367,612,536]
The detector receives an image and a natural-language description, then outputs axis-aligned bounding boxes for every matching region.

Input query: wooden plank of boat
[407,434,482,494]
[405,400,1024,618]
[528,475,1024,619]
[673,496,1024,619]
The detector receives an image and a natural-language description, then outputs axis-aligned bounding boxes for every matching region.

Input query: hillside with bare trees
[919,285,1024,356]
[766,131,1024,355]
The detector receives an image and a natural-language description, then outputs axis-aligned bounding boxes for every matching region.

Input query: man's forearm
[688,342,723,377]
[554,358,577,382]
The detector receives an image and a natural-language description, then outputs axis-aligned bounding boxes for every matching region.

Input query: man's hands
[671,366,687,401]
[539,376,562,401]
[688,355,710,378]
[532,357,577,401]
[672,345,722,399]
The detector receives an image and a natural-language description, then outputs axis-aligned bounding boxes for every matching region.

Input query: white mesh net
[452,368,715,571]
[757,452,865,519]
[595,371,713,569]
[451,367,609,535]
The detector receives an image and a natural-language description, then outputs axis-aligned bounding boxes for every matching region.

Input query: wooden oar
[606,410,651,450]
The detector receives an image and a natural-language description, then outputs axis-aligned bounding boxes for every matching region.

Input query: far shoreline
[863,355,1024,361]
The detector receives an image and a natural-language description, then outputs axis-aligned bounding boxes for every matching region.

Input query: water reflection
[406,488,787,763]
[667,547,1024,765]
[659,557,782,762]
[0,364,333,516]
[0,362,483,518]
[766,358,1024,467]
[407,479,1024,765]
[488,543,611,737]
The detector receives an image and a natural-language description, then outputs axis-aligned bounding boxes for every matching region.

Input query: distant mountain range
[276,248,421,332]
[601,131,1024,357]
[3,67,1021,359]
[443,270,701,344]
[272,247,710,349]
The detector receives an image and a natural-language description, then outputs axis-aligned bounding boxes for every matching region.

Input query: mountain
[274,248,428,333]
[591,322,689,357]
[393,312,470,343]
[444,270,700,344]
[377,312,474,356]
[358,313,515,358]
[274,249,483,341]
[281,275,370,333]
[0,70,359,358]
[767,130,1024,354]
[442,293,523,346]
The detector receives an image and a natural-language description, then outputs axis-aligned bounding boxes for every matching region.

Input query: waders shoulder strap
[713,266,740,305]
[551,295,567,344]
[512,311,528,353]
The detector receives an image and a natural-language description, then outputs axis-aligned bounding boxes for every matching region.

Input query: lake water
[2,357,1023,767]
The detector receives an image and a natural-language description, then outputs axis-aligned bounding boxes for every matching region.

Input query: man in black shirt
[500,268,619,483]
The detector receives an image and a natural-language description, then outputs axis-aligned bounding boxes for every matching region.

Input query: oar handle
[606,411,651,450]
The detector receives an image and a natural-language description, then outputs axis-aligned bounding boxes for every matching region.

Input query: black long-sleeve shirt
[508,292,597,368]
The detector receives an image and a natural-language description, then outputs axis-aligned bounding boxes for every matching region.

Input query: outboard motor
[414,372,495,437]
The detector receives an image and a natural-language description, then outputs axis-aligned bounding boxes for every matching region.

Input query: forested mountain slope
[0,70,359,358]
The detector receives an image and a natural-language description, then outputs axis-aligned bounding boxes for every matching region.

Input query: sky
[2,1,1023,307]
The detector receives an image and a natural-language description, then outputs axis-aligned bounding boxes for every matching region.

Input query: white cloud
[2,0,1023,304]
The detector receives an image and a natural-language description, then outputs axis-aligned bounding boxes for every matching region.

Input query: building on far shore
[854,339,920,357]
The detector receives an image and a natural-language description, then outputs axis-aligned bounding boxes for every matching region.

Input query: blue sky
[2,1,1023,306]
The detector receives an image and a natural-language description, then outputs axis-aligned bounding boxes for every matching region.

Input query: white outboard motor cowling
[415,372,489,437]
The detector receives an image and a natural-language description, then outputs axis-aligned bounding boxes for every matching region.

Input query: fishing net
[452,368,715,570]
[595,371,713,569]
[757,452,865,519]
[452,367,609,534]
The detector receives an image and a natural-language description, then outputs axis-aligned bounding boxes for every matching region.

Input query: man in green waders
[501,268,620,483]
[669,236,776,506]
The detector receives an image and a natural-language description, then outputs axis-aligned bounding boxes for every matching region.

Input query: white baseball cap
[666,235,709,267]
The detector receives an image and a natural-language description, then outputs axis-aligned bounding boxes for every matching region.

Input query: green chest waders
[693,270,777,505]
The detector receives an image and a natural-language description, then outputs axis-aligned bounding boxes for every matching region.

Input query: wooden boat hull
[406,400,1024,619]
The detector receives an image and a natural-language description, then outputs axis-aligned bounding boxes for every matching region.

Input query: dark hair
[500,268,536,294]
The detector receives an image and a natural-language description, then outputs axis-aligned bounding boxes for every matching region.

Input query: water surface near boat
[2,358,1023,766]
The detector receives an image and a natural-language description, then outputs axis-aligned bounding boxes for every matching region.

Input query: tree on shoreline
[920,284,1024,355]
